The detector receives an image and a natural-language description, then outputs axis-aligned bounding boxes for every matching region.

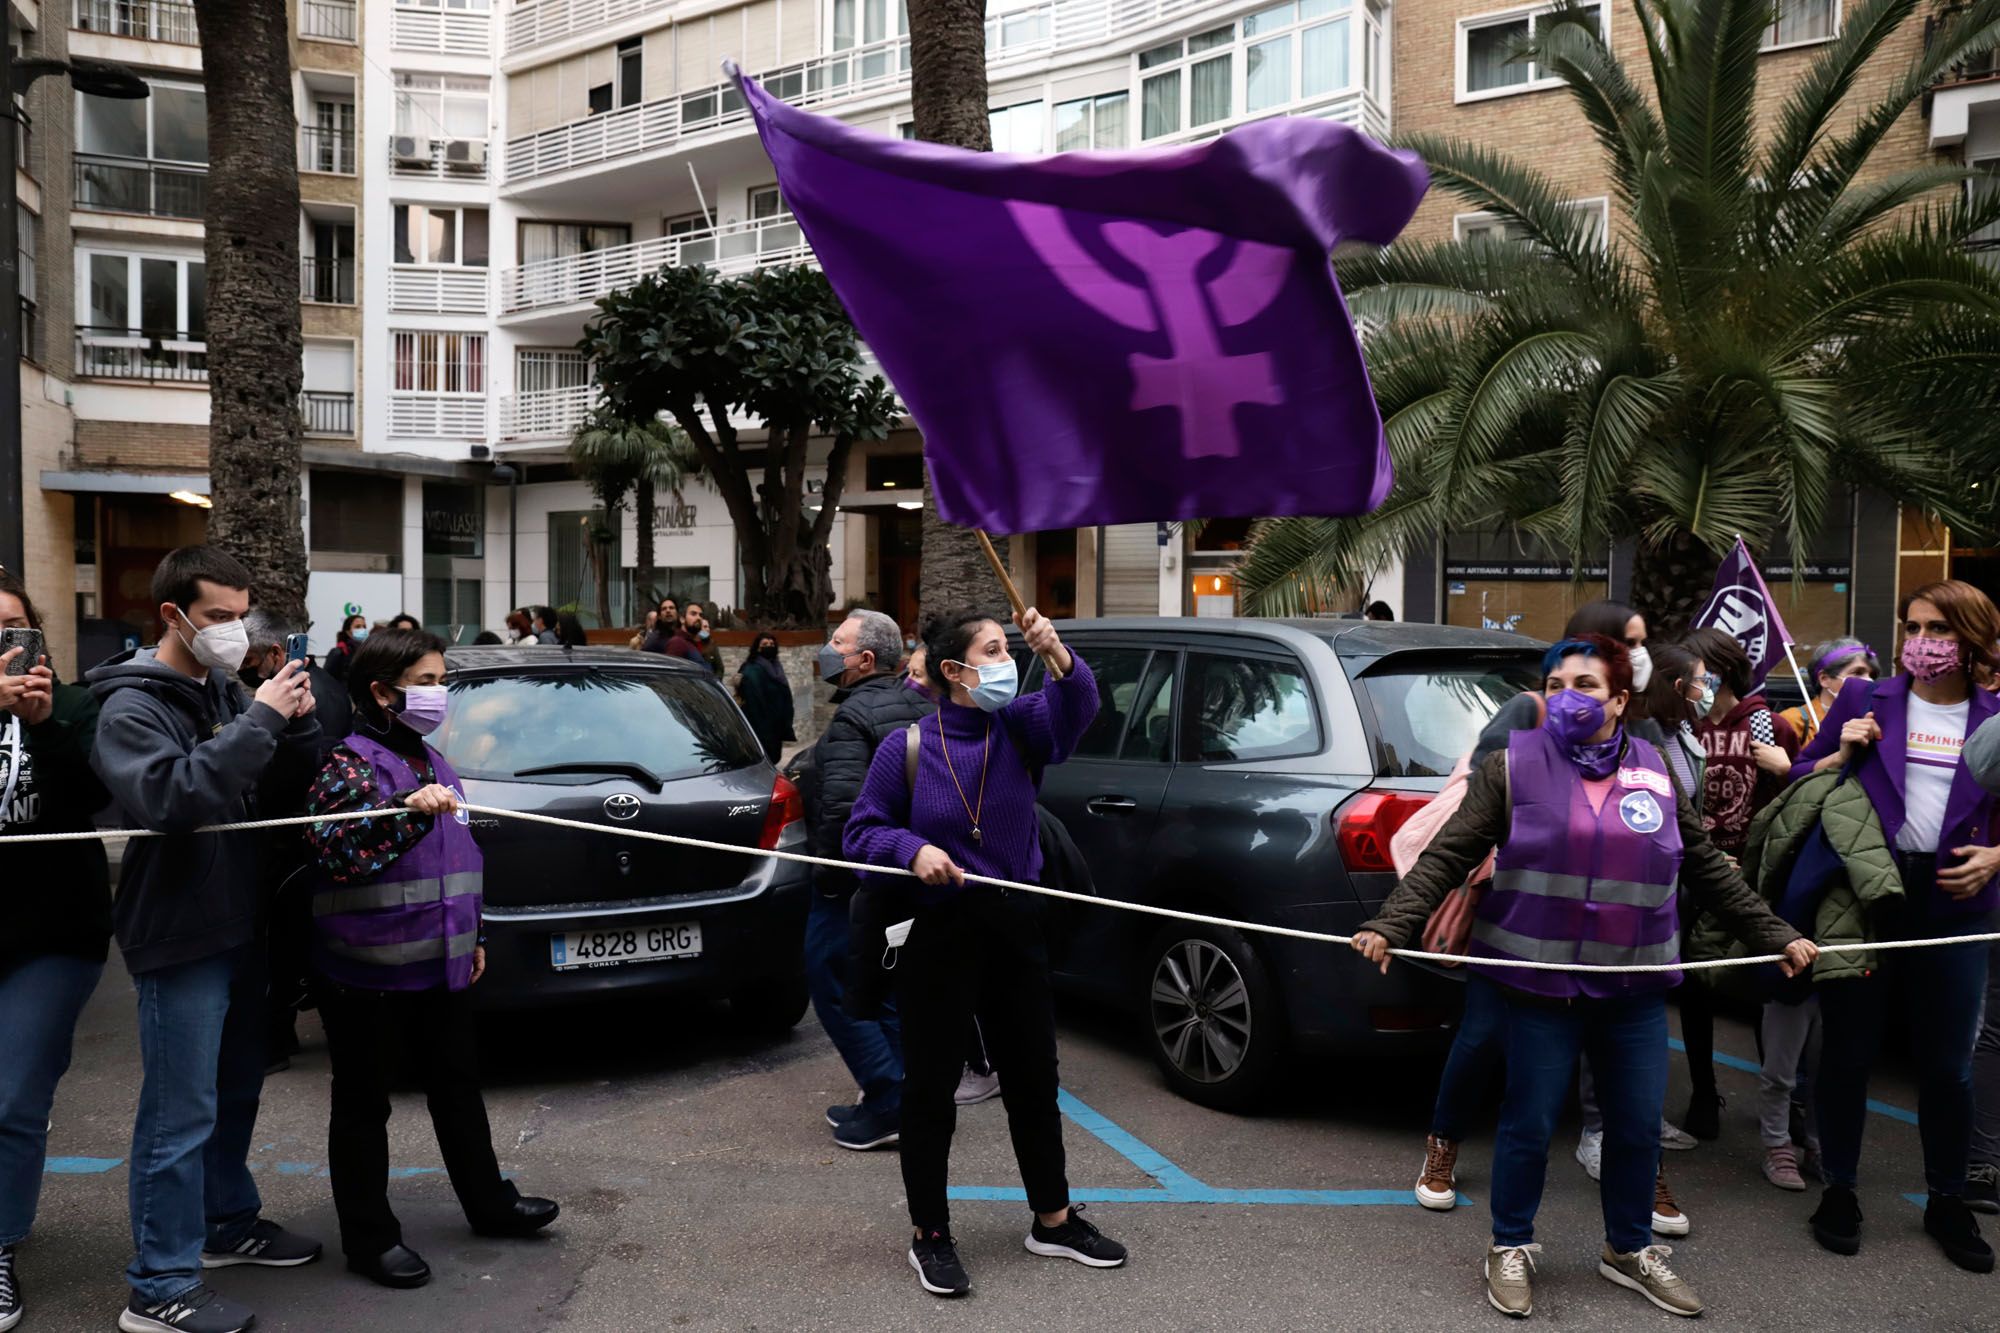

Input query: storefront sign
[422,482,482,558]
[1444,561,1610,580]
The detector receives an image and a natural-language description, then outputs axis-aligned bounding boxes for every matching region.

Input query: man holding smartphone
[87,547,325,1333]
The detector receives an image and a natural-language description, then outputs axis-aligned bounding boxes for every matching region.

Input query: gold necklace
[935,708,990,845]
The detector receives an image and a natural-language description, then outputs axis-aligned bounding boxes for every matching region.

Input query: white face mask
[1628,644,1654,693]
[175,610,251,674]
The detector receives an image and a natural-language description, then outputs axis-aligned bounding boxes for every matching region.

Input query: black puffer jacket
[806,672,930,897]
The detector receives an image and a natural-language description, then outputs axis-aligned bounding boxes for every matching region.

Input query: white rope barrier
[6,802,1994,975]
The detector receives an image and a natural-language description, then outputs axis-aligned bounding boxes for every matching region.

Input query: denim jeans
[804,892,902,1112]
[0,953,106,1246]
[127,945,270,1303]
[1430,975,1506,1143]
[1491,989,1668,1255]
[1967,938,2000,1169]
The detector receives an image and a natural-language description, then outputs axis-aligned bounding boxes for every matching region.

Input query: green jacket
[1688,767,1902,984]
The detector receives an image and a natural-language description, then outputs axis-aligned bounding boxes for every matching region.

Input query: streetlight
[0,11,146,576]
[489,462,519,613]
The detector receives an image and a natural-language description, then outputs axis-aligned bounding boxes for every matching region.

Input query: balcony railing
[1926,5,2000,93]
[300,0,356,40]
[390,135,489,180]
[73,0,198,43]
[389,394,488,440]
[301,257,355,305]
[502,213,810,314]
[74,155,207,220]
[497,383,598,440]
[300,389,356,435]
[391,4,488,54]
[300,125,357,175]
[389,266,490,315]
[76,326,208,382]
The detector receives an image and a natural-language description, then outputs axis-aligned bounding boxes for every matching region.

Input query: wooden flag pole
[975,530,1065,681]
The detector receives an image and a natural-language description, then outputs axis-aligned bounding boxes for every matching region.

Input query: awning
[40,471,209,496]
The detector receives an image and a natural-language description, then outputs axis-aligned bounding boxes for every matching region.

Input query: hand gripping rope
[4,804,1995,975]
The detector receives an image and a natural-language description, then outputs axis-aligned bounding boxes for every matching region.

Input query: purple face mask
[395,684,449,736]
[1902,635,1961,684]
[1544,687,1623,779]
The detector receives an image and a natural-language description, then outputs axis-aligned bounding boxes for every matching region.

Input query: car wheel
[1142,925,1286,1112]
[729,976,810,1037]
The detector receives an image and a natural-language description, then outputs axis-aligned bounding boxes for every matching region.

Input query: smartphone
[284,633,310,667]
[0,628,43,675]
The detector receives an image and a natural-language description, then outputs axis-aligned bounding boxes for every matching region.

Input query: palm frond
[1759,0,1921,202]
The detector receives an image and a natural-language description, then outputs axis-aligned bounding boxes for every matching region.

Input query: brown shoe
[1652,1166,1690,1237]
[1416,1135,1459,1210]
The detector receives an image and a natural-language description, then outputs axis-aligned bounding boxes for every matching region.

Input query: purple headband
[1811,644,1874,677]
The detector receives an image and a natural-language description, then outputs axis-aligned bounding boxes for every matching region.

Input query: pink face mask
[1901,635,1961,683]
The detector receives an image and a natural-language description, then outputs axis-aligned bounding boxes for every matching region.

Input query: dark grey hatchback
[1016,618,1543,1109]
[431,646,811,1031]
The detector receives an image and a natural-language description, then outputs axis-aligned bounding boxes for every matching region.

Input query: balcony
[390,394,487,440]
[389,135,490,180]
[301,257,355,305]
[391,3,489,55]
[389,266,490,315]
[74,154,206,220]
[300,389,356,436]
[73,0,198,43]
[496,383,598,440]
[1925,4,2000,145]
[299,0,356,40]
[501,214,809,314]
[76,326,207,382]
[300,124,358,175]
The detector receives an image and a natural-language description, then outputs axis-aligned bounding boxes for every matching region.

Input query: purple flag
[1691,538,1795,688]
[731,66,1427,535]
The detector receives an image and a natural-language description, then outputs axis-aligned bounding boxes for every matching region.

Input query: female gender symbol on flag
[729,65,1429,536]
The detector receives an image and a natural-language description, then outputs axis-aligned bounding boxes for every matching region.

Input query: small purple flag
[730,66,1427,535]
[1691,538,1795,688]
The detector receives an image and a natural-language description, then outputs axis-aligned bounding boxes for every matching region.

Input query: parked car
[1012,618,1545,1110]
[430,645,811,1032]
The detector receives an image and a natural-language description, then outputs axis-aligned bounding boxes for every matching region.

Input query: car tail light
[759,773,803,850]
[1336,792,1435,873]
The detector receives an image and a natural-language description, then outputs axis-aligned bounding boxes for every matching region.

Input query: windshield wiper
[513,761,665,791]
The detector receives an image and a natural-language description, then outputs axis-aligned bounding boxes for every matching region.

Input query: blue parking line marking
[1670,1038,1919,1126]
[1054,1089,1207,1195]
[45,1156,123,1174]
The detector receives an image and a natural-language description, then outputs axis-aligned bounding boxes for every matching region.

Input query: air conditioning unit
[444,138,487,168]
[392,135,432,164]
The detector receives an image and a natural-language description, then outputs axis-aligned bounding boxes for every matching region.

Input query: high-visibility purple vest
[1472,726,1684,1000]
[311,735,483,992]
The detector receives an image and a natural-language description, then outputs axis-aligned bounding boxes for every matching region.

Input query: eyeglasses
[1689,673,1719,692]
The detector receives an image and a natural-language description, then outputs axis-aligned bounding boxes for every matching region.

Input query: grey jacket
[88,649,321,974]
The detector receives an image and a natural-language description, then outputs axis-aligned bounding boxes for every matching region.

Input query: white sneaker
[954,1067,1001,1106]
[1659,1119,1698,1151]
[1576,1129,1604,1181]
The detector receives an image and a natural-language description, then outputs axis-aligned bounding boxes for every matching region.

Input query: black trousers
[316,983,519,1258]
[896,889,1068,1232]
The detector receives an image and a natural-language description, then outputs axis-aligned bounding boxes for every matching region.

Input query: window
[393,330,486,392]
[985,0,1050,50]
[988,99,1044,153]
[78,81,208,162]
[1454,197,1609,249]
[1356,658,1542,777]
[1459,3,1602,99]
[832,0,907,49]
[394,72,489,139]
[304,219,355,302]
[1182,653,1321,762]
[1054,92,1129,150]
[618,36,643,106]
[1138,25,1235,139]
[17,207,34,361]
[1972,161,2000,271]
[1763,0,1835,49]
[399,0,490,9]
[308,98,356,173]
[1069,649,1156,759]
[520,222,630,266]
[394,205,489,266]
[436,672,762,784]
[83,251,206,335]
[517,347,590,394]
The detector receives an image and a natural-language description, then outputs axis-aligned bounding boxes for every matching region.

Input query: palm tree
[905,0,1012,614]
[567,412,699,625]
[1237,0,2000,631]
[194,0,309,622]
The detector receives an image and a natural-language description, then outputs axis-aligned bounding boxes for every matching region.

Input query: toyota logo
[602,794,642,821]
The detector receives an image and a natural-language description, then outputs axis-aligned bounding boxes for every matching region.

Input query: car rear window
[435,670,763,784]
[1359,659,1543,778]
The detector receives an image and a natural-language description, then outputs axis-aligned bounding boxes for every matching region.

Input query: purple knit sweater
[844,653,1097,897]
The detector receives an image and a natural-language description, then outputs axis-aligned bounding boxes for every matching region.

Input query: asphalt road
[18,955,2000,1332]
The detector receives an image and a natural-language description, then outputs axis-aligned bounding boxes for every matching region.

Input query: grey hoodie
[87,647,321,975]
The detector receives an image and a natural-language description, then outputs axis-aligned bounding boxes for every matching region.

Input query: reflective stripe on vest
[1487,868,1676,910]
[312,871,483,918]
[321,926,480,968]
[1472,917,1682,969]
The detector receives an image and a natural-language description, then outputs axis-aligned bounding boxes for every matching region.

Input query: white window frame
[76,77,210,165]
[392,329,487,394]
[1453,197,1610,249]
[1760,0,1839,53]
[397,0,490,11]
[393,72,490,140]
[393,203,489,268]
[76,247,207,335]
[1053,91,1131,151]
[987,99,1046,154]
[1135,0,1363,144]
[1455,2,1607,105]
[517,347,591,394]
[829,0,909,51]
[1136,23,1239,141]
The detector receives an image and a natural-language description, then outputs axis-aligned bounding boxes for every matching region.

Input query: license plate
[549,923,702,971]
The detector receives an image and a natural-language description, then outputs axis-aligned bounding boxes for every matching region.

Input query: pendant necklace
[937,708,991,845]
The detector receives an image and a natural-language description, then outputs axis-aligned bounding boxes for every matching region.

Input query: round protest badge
[1619,790,1664,836]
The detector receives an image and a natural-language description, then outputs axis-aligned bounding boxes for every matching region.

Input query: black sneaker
[1681,1091,1723,1141]
[200,1217,322,1269]
[826,1102,860,1129]
[117,1286,255,1333]
[1024,1203,1127,1268]
[1966,1163,2000,1215]
[1926,1193,1997,1273]
[0,1244,20,1333]
[908,1229,970,1297]
[833,1101,899,1151]
[1811,1185,1863,1256]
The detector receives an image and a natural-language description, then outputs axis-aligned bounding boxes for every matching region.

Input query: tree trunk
[907,0,1009,621]
[1629,529,1725,639]
[195,0,307,624]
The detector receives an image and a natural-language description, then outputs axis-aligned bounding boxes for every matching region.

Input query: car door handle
[1086,795,1138,815]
